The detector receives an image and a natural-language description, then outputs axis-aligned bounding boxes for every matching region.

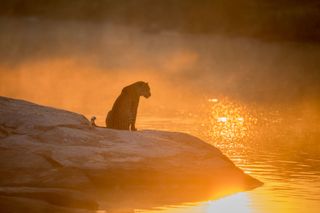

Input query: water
[132,99,320,213]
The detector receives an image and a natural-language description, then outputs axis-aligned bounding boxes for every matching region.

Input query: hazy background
[0,0,320,125]
[1,2,320,212]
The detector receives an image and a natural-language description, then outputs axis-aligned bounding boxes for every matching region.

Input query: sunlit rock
[0,96,262,212]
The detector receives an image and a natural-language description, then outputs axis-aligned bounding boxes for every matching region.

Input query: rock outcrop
[0,96,262,212]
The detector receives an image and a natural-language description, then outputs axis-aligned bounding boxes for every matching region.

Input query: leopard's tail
[90,116,97,127]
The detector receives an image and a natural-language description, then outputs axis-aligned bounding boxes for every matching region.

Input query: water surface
[134,99,320,213]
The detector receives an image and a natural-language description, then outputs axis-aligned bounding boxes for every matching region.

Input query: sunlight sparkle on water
[205,193,252,213]
[208,98,219,103]
[137,193,252,213]
[206,98,257,143]
[217,117,228,122]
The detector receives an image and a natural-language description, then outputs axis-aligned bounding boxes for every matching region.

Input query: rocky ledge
[0,96,262,212]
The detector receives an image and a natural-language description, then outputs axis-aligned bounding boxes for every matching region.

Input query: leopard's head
[137,81,151,98]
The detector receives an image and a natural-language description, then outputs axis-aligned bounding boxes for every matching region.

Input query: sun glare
[206,98,257,143]
[137,193,252,213]
[205,193,252,213]
[208,98,219,103]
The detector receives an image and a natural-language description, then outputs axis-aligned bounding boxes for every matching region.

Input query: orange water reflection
[136,98,320,213]
[205,98,258,143]
[137,193,252,213]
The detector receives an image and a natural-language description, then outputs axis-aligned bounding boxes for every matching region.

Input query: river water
[133,98,320,213]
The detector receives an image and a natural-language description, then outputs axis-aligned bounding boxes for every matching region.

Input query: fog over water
[1,17,320,111]
[1,1,320,212]
[1,1,320,111]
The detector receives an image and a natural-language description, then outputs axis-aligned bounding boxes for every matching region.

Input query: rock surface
[0,96,262,212]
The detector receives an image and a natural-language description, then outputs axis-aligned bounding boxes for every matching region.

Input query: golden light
[208,98,219,103]
[206,98,257,143]
[137,193,252,213]
[217,117,228,123]
[205,193,252,213]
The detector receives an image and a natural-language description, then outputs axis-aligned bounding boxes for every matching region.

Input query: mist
[1,2,320,126]
[1,3,320,212]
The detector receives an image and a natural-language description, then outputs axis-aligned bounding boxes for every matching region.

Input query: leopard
[104,81,151,131]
